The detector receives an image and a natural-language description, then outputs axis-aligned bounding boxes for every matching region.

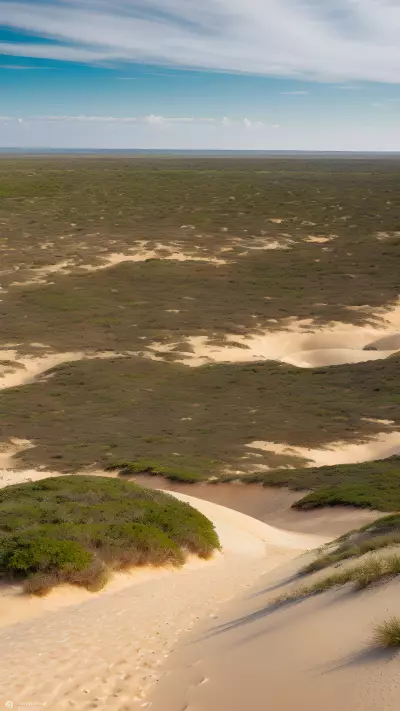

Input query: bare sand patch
[282,347,398,367]
[84,247,227,271]
[10,259,77,286]
[304,235,335,243]
[174,301,400,368]
[246,431,400,468]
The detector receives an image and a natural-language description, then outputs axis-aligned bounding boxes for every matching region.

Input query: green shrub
[0,476,220,594]
[0,531,93,575]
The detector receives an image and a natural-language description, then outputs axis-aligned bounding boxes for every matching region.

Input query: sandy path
[0,494,324,711]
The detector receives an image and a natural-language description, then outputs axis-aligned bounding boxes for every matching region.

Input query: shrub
[373,617,400,648]
[0,476,220,594]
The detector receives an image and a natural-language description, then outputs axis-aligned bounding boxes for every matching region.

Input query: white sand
[0,493,324,710]
[304,235,335,243]
[84,248,227,270]
[175,301,400,368]
[246,431,400,467]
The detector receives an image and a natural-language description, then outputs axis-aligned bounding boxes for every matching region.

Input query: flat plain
[0,155,399,505]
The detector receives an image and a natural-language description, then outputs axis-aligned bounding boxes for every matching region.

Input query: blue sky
[1,0,400,150]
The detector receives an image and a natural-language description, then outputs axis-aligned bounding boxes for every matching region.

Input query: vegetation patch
[249,456,400,512]
[301,514,400,574]
[373,617,400,648]
[276,553,400,604]
[0,476,220,595]
[1,356,398,478]
[106,460,205,483]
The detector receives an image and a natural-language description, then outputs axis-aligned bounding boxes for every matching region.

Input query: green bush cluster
[0,476,220,595]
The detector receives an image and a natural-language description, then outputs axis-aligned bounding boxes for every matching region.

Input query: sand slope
[0,493,323,710]
[146,557,400,711]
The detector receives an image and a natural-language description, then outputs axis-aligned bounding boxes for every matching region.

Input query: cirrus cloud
[1,1,400,83]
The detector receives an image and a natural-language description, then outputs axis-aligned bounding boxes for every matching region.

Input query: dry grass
[373,617,400,647]
[276,553,400,604]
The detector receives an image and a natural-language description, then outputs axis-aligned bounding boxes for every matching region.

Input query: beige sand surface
[146,557,400,711]
[246,430,400,467]
[304,235,335,243]
[133,477,381,537]
[86,247,227,270]
[281,346,398,367]
[175,301,400,368]
[0,493,324,711]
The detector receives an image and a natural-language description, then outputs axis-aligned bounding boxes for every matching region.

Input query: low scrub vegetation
[106,460,205,483]
[301,514,400,574]
[277,553,400,604]
[252,456,400,512]
[373,617,400,648]
[0,476,220,595]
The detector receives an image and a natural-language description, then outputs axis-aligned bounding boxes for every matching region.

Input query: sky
[1,0,400,150]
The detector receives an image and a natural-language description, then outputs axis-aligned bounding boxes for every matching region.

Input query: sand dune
[0,493,323,710]
[281,347,397,367]
[176,301,400,368]
[246,431,400,467]
[146,556,400,711]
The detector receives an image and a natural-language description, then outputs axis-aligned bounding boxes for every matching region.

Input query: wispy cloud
[0,114,274,127]
[1,1,400,83]
[280,91,309,95]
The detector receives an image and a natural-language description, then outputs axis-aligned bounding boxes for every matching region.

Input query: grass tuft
[373,617,400,648]
[277,553,400,604]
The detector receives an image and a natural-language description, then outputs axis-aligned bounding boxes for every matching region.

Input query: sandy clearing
[281,346,398,367]
[246,431,400,467]
[175,301,400,368]
[304,235,335,243]
[146,556,400,711]
[84,248,227,270]
[0,493,323,710]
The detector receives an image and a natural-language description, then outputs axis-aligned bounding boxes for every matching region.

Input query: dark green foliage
[0,476,220,593]
[249,456,400,512]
